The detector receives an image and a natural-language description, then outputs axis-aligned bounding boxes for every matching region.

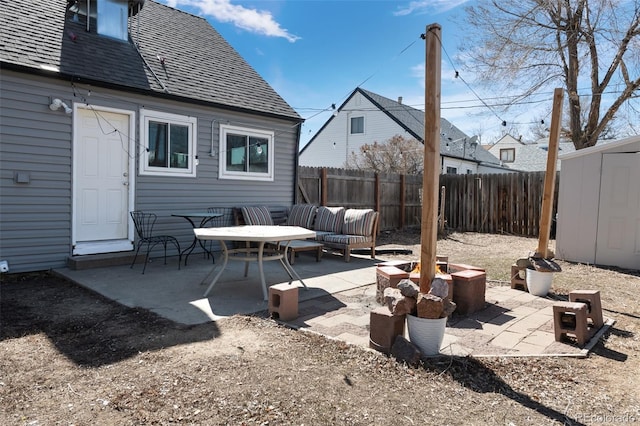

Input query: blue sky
[162,0,550,148]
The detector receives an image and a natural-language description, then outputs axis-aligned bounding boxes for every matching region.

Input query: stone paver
[491,330,528,349]
[510,305,540,318]
[285,283,607,358]
[522,330,556,347]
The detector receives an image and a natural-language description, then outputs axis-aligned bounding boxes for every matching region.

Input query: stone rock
[428,277,449,299]
[530,256,562,272]
[397,279,419,298]
[390,335,421,366]
[384,287,417,316]
[416,293,444,319]
[383,287,401,301]
[443,299,457,317]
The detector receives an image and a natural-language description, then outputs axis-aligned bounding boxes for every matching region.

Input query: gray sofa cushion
[314,206,345,233]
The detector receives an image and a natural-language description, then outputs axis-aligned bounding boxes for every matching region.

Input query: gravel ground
[1,231,639,425]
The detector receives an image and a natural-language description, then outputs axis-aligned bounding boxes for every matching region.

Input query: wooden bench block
[285,240,323,265]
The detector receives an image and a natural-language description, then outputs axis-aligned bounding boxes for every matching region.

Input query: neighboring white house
[486,134,528,164]
[300,88,510,174]
[486,134,576,171]
[556,135,640,270]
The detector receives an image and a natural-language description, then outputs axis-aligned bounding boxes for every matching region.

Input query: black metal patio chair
[205,207,234,260]
[130,211,181,274]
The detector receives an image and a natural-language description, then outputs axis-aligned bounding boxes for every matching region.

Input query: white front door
[73,107,134,255]
[595,152,640,269]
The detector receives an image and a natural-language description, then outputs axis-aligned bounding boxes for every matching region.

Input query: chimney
[397,96,403,104]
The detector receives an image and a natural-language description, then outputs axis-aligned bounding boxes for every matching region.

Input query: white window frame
[218,124,275,182]
[350,116,365,134]
[97,0,128,41]
[139,109,198,177]
[500,148,515,163]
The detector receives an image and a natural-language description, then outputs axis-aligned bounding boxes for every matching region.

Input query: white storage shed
[556,135,640,270]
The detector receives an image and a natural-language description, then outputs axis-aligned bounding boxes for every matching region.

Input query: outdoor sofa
[233,205,379,262]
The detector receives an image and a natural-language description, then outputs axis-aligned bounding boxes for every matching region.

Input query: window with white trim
[500,148,515,163]
[350,116,364,134]
[97,0,128,41]
[219,124,274,181]
[140,109,197,177]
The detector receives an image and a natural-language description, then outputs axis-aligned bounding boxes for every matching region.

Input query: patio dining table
[172,211,223,265]
[194,225,316,300]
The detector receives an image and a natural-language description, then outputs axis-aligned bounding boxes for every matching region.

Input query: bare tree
[344,135,424,174]
[528,104,620,141]
[462,0,640,149]
[529,115,551,140]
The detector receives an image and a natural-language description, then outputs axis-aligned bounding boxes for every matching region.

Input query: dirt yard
[1,231,639,425]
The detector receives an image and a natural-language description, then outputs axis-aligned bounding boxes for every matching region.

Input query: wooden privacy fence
[297,167,559,238]
[297,166,423,232]
[439,171,558,236]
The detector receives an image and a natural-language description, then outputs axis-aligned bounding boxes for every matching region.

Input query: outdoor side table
[172,212,223,265]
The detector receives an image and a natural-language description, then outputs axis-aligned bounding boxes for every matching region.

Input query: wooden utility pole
[536,87,564,258]
[419,24,442,293]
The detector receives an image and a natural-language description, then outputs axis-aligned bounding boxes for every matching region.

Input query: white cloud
[164,0,300,42]
[394,0,472,16]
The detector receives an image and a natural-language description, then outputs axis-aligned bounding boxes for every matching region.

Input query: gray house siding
[1,0,302,273]
[1,72,73,272]
[0,71,298,273]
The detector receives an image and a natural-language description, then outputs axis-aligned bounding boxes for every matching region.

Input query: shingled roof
[0,0,300,121]
[309,87,500,164]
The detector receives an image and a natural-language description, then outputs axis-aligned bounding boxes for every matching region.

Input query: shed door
[73,108,133,255]
[595,153,640,269]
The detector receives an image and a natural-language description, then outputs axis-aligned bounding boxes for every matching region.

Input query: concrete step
[66,252,145,270]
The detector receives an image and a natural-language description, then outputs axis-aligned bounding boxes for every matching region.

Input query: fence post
[320,168,327,206]
[400,174,406,229]
[439,185,446,233]
[374,173,381,213]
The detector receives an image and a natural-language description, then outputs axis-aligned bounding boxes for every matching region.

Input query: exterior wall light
[49,98,72,115]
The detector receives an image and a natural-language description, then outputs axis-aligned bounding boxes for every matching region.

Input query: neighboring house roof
[0,0,300,121]
[505,142,576,171]
[302,87,501,165]
[485,134,531,150]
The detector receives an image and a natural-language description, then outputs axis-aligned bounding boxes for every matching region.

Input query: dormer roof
[0,0,300,121]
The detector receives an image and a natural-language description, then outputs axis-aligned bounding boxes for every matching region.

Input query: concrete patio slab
[55,252,379,325]
[55,252,613,358]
